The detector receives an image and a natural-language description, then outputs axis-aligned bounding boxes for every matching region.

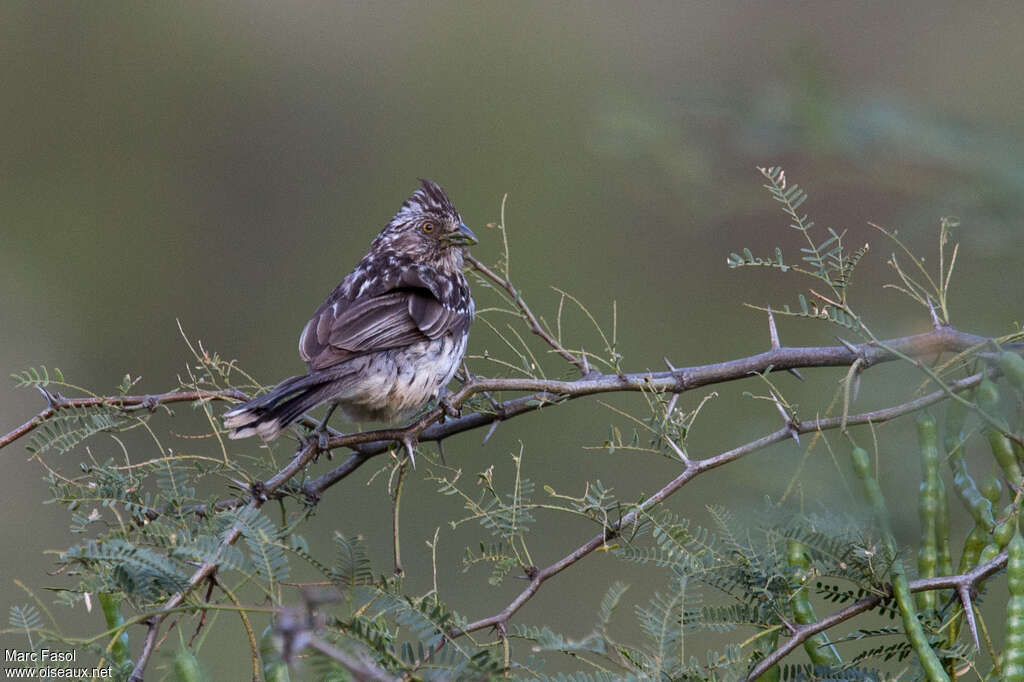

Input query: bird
[223,179,477,443]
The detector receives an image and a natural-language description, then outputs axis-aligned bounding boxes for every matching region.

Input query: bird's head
[373,180,478,269]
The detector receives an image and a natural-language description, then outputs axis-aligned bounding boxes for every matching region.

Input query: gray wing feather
[300,266,470,371]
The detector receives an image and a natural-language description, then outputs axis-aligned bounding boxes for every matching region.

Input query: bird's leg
[436,387,461,420]
[313,402,339,453]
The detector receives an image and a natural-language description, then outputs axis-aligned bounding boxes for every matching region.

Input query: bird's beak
[446,223,478,246]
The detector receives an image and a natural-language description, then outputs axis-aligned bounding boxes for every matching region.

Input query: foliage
[3,169,1024,681]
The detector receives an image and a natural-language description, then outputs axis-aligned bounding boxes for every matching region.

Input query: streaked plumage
[224,180,476,441]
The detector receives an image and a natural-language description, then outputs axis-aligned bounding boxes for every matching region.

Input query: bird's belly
[338,333,466,424]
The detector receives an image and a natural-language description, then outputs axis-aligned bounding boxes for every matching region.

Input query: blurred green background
[2,2,1023,678]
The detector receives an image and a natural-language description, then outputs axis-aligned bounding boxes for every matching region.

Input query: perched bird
[224,180,477,442]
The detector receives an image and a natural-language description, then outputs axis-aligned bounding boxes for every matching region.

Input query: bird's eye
[422,223,434,233]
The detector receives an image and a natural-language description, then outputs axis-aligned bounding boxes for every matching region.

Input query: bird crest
[395,179,459,223]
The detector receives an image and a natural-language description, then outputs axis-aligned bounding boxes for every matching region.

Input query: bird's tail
[223,373,343,441]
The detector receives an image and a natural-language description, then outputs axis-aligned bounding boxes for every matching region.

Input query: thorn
[435,439,447,465]
[836,336,860,356]
[663,356,678,372]
[767,310,781,350]
[851,371,862,403]
[35,385,59,409]
[401,437,417,470]
[665,436,691,466]
[958,584,980,650]
[787,368,805,381]
[581,347,590,376]
[660,392,681,433]
[482,419,500,445]
[771,392,800,445]
[771,392,788,421]
[927,297,943,329]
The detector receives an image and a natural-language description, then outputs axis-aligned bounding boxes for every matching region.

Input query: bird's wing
[299,266,471,371]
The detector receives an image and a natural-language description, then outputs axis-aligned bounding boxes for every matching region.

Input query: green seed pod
[991,431,1023,488]
[1003,527,1024,680]
[848,442,950,682]
[98,592,130,669]
[950,459,995,530]
[935,479,953,579]
[978,376,1001,414]
[979,542,1002,568]
[1001,351,1024,392]
[981,473,1004,504]
[945,394,997,529]
[172,647,204,682]
[995,505,1019,549]
[978,376,1012,434]
[917,412,941,612]
[787,539,842,666]
[959,526,990,573]
[850,446,890,534]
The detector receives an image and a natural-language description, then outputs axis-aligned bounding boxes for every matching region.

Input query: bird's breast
[335,332,468,424]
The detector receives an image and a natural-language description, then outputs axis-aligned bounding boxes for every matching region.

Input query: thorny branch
[0,388,248,450]
[440,371,988,644]
[1,327,1019,680]
[745,551,1009,680]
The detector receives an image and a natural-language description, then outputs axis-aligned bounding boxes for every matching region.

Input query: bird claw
[440,395,461,419]
[304,403,340,458]
[317,429,331,455]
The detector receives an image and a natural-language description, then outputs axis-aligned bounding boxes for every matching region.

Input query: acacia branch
[0,326,1008,680]
[442,371,987,647]
[298,326,995,500]
[128,439,320,681]
[0,388,248,450]
[1,326,995,459]
[746,550,1009,680]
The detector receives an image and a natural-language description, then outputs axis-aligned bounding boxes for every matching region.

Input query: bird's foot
[305,403,340,459]
[437,391,461,420]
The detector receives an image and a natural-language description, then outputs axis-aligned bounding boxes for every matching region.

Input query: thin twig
[467,253,588,374]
